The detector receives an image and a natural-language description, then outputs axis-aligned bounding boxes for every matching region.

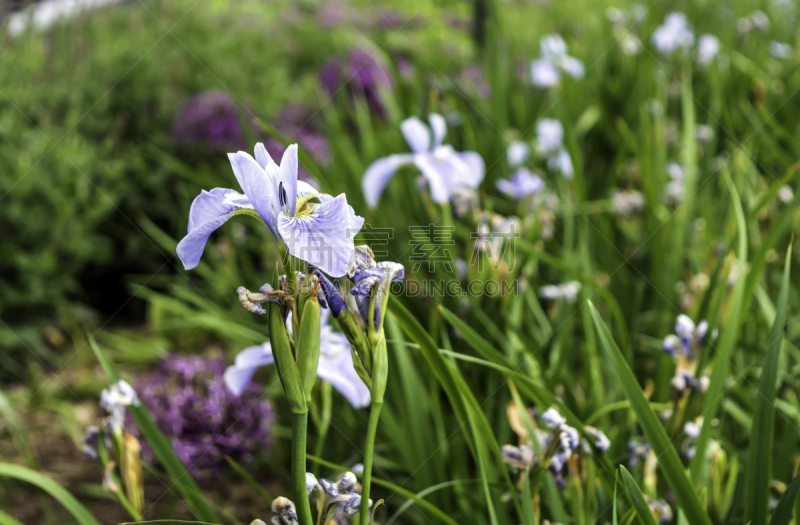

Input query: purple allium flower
[319,49,394,116]
[172,90,246,150]
[130,354,274,477]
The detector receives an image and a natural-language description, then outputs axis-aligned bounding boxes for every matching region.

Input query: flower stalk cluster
[83,380,144,521]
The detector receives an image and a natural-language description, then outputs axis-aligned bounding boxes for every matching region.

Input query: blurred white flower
[611,189,645,216]
[779,185,794,203]
[8,0,122,36]
[695,124,714,141]
[769,41,793,59]
[547,149,574,179]
[535,119,564,155]
[530,35,584,87]
[540,281,581,302]
[697,34,720,65]
[652,12,695,55]
[750,10,770,30]
[507,141,530,167]
[619,33,643,56]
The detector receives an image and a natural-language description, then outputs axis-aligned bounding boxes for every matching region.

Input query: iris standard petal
[228,151,280,235]
[277,193,356,277]
[277,144,300,217]
[429,113,447,148]
[362,154,413,207]
[223,343,275,396]
[187,188,238,232]
[317,332,371,408]
[253,142,274,169]
[400,116,431,153]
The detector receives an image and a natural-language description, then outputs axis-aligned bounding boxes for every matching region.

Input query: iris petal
[400,116,431,153]
[277,144,299,217]
[228,151,280,236]
[253,142,274,169]
[362,154,413,207]
[429,113,447,148]
[187,188,238,233]
[277,193,356,277]
[177,188,240,270]
[223,343,275,396]
[317,331,371,408]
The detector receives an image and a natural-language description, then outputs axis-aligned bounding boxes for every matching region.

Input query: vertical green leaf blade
[744,243,792,523]
[0,463,100,525]
[620,466,658,525]
[690,169,748,482]
[588,302,712,525]
[770,474,800,525]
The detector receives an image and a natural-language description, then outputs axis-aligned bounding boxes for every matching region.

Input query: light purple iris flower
[223,308,370,408]
[362,114,485,207]
[176,143,364,277]
[496,168,545,199]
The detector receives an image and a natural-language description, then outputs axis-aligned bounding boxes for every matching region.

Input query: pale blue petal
[456,151,486,188]
[187,188,238,232]
[412,153,454,204]
[228,151,280,236]
[400,116,431,153]
[297,180,319,196]
[178,188,239,270]
[277,144,299,217]
[362,154,413,207]
[531,59,559,87]
[429,113,447,148]
[224,343,275,396]
[317,331,370,408]
[253,142,274,169]
[277,194,355,277]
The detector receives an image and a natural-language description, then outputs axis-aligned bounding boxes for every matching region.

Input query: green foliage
[4,0,800,523]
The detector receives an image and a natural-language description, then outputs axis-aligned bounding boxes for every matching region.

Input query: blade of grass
[689,169,747,484]
[88,336,219,523]
[620,466,658,525]
[224,456,272,506]
[389,298,520,521]
[770,474,800,525]
[0,390,36,468]
[744,243,792,524]
[588,302,712,525]
[0,510,24,525]
[0,463,100,525]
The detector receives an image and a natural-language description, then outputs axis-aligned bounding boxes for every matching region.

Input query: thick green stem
[292,411,314,525]
[359,402,383,525]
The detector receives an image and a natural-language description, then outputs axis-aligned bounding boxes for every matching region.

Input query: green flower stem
[292,411,314,525]
[359,401,383,525]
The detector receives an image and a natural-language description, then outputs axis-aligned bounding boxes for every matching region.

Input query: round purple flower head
[172,90,245,150]
[130,354,273,477]
[319,49,394,116]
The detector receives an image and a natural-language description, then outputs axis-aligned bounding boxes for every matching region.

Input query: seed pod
[269,273,307,414]
[296,287,321,403]
[370,335,388,404]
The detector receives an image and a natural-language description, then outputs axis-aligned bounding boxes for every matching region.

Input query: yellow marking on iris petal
[294,193,322,216]
[227,208,266,223]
